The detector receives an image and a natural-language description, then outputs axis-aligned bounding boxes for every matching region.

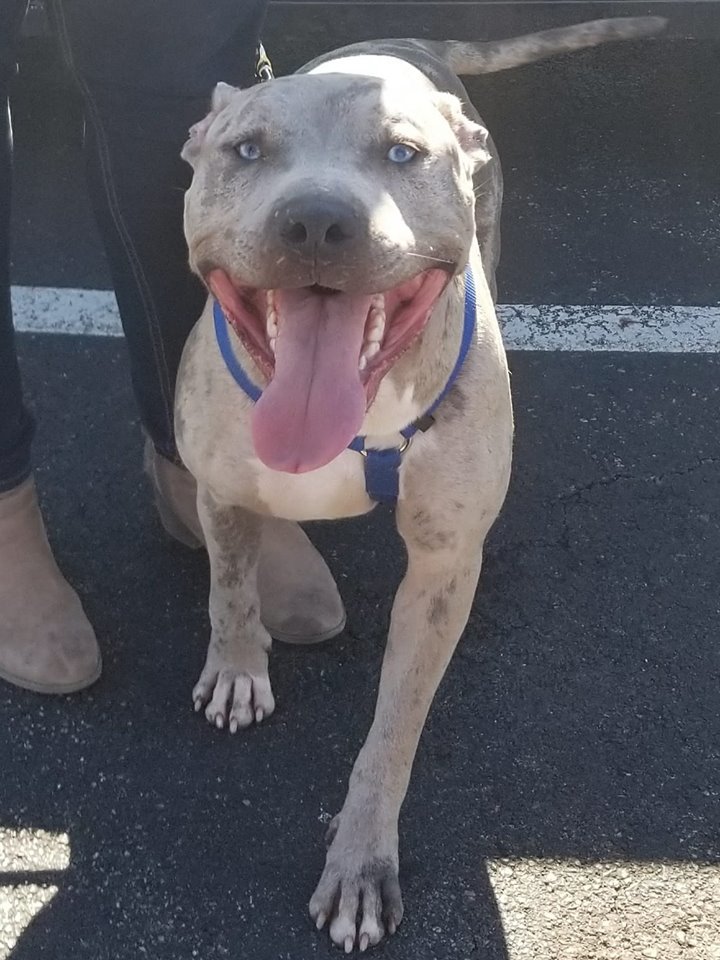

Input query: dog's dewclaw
[443,16,667,75]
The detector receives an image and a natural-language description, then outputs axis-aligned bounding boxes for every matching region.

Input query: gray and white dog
[175,17,664,950]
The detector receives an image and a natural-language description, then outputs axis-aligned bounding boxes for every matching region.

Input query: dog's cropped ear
[181,82,239,167]
[210,81,239,114]
[434,93,490,170]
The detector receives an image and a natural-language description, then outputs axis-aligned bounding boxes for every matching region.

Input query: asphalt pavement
[2,4,719,959]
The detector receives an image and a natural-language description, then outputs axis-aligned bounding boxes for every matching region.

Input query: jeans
[0,0,267,492]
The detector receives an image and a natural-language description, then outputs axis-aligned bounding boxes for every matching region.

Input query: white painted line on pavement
[11,285,720,352]
[499,302,720,352]
[0,828,70,872]
[0,828,70,960]
[12,286,123,338]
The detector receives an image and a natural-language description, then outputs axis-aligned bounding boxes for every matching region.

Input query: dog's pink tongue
[252,288,372,473]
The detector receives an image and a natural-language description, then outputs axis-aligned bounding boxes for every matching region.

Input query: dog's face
[182,72,488,473]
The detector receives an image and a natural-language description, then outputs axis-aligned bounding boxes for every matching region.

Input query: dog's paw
[192,652,275,732]
[309,836,403,952]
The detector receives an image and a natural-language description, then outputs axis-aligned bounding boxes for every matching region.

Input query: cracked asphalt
[2,7,720,960]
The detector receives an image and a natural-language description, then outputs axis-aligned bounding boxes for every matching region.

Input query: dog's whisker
[405,251,456,266]
[473,177,493,197]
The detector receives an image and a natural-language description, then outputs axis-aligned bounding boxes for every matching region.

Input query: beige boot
[144,439,204,548]
[257,517,346,644]
[145,441,345,643]
[0,479,101,694]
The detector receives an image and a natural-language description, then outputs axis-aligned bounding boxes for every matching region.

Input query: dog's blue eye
[387,143,417,164]
[236,141,261,161]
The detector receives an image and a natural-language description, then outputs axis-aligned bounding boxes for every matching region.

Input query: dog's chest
[253,398,426,521]
[254,450,375,521]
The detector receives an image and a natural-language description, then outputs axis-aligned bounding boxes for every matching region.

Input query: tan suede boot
[143,439,204,548]
[0,478,101,694]
[257,517,346,644]
[145,441,346,643]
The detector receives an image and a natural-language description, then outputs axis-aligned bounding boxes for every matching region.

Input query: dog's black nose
[277,195,362,251]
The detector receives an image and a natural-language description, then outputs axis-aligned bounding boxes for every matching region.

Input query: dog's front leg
[192,487,274,731]
[310,512,487,950]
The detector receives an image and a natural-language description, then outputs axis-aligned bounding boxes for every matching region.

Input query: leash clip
[255,42,275,83]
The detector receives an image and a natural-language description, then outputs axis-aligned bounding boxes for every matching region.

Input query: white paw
[309,826,403,951]
[192,652,274,732]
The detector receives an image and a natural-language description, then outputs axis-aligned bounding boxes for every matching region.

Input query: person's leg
[0,0,100,694]
[51,0,346,644]
[48,0,268,465]
[0,0,33,494]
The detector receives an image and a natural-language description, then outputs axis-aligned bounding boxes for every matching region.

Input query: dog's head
[182,70,489,473]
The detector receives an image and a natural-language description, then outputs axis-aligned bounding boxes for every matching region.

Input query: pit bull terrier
[175,17,665,950]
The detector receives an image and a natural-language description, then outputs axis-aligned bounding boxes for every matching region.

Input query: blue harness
[214,267,476,504]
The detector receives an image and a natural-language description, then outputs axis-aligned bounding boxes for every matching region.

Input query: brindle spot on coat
[204,500,259,589]
[410,509,457,552]
[428,592,449,625]
[414,526,456,551]
[218,556,250,589]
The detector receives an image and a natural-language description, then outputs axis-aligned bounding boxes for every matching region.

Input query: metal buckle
[359,436,412,458]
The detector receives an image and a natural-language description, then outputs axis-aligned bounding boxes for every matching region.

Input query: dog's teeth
[358,340,378,372]
[269,337,277,354]
[365,302,386,346]
[359,300,386,371]
[266,291,278,337]
[266,290,279,337]
[366,313,385,343]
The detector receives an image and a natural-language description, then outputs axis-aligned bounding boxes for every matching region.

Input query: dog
[175,17,665,950]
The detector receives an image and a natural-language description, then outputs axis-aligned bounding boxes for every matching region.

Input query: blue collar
[214,266,476,504]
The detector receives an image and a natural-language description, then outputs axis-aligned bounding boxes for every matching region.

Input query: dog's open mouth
[208,267,450,474]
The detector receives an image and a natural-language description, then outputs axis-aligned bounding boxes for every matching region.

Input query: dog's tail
[441,16,667,75]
